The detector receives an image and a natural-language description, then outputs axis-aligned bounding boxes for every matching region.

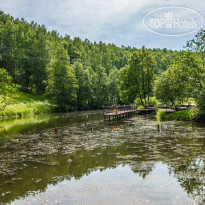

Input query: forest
[0,11,204,120]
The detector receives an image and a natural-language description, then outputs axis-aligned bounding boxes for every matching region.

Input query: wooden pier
[104,110,137,121]
[103,104,196,121]
[103,105,136,121]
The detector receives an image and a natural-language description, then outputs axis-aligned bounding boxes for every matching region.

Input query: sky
[0,0,205,50]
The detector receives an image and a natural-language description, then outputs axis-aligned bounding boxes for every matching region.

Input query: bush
[156,109,166,121]
[0,86,56,119]
[156,109,194,121]
[0,101,55,119]
[195,92,205,120]
[148,97,160,107]
[134,97,159,107]
[165,109,194,121]
[137,105,144,110]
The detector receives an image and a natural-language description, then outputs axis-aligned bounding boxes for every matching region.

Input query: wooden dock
[103,105,157,121]
[103,105,137,121]
[104,110,136,121]
[103,104,195,121]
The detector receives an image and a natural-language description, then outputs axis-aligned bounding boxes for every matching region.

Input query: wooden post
[157,124,160,132]
[55,127,58,135]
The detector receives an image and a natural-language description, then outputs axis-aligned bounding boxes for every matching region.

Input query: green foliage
[155,63,190,110]
[164,110,194,121]
[195,92,205,120]
[0,86,55,119]
[0,68,12,84]
[46,44,78,111]
[0,68,12,110]
[148,96,160,107]
[120,46,156,106]
[107,68,120,105]
[156,109,166,121]
[72,62,92,110]
[0,11,184,111]
[137,105,144,110]
[156,109,194,121]
[91,65,108,109]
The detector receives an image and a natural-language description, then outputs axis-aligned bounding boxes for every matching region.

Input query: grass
[164,109,195,121]
[137,105,145,110]
[0,86,56,119]
[156,109,195,122]
[156,109,167,121]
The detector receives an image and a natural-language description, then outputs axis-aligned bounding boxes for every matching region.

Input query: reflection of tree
[130,161,156,179]
[1,119,205,204]
[0,145,119,204]
[0,139,155,204]
[168,158,205,204]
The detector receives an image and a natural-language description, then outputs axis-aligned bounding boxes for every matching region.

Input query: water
[0,111,205,204]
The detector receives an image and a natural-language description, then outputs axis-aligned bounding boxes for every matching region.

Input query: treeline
[0,11,178,111]
[120,29,205,119]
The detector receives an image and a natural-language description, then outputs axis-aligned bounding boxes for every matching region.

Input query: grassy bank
[156,109,195,121]
[0,86,56,119]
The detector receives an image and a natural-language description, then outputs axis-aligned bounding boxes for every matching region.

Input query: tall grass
[0,102,55,119]
[164,109,194,121]
[156,109,195,122]
[156,109,166,121]
[0,86,56,119]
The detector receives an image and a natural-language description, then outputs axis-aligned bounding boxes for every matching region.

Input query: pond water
[0,111,205,204]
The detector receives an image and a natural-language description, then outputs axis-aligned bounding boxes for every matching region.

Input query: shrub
[165,109,194,121]
[195,92,205,120]
[156,109,194,121]
[137,105,144,110]
[156,109,166,121]
[148,97,160,107]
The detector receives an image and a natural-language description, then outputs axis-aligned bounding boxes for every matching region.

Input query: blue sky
[0,0,204,50]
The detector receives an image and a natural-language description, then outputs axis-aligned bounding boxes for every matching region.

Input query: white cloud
[0,0,204,49]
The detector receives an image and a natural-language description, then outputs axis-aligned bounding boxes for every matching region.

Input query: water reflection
[0,111,102,137]
[0,112,205,204]
[12,164,195,205]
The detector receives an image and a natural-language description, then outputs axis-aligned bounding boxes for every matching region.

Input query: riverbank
[0,86,56,120]
[156,109,195,121]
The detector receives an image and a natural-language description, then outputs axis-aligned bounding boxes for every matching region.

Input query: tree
[155,64,190,110]
[185,30,205,116]
[91,65,108,109]
[0,68,12,110]
[46,44,78,111]
[120,46,156,106]
[107,67,120,105]
[72,62,92,110]
[0,11,180,112]
[186,29,205,70]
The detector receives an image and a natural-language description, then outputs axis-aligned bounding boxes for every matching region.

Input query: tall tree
[120,46,156,106]
[155,63,191,110]
[107,67,120,105]
[0,68,12,110]
[72,62,92,110]
[46,44,78,111]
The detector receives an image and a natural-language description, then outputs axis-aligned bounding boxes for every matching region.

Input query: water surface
[0,111,205,204]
